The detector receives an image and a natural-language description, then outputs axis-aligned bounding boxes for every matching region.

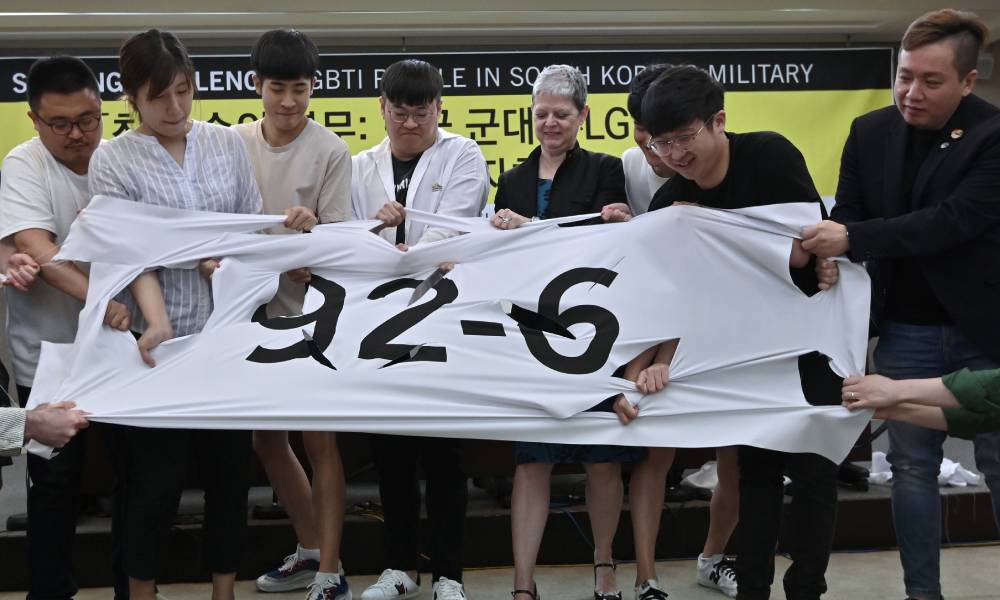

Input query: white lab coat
[351,128,489,246]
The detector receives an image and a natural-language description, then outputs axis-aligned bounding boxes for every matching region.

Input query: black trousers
[370,434,468,582]
[116,425,251,580]
[22,385,129,600]
[735,446,839,600]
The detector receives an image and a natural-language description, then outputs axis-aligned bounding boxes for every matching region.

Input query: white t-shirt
[0,138,91,386]
[234,118,351,316]
[622,146,670,216]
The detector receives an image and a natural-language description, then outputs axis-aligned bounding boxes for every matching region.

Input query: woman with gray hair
[491,64,632,600]
[492,64,626,227]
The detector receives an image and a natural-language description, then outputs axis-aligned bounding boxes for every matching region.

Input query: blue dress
[515,178,645,465]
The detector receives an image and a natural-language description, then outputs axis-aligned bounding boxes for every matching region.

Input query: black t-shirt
[391,153,422,245]
[649,131,821,211]
[648,131,841,405]
[883,126,953,325]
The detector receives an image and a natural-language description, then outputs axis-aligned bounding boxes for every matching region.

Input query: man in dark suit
[802,9,1000,600]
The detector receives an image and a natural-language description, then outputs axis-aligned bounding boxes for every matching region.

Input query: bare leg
[211,572,236,600]
[629,447,676,584]
[586,462,624,594]
[303,431,346,573]
[512,463,553,593]
[702,447,739,556]
[253,430,319,549]
[128,577,156,600]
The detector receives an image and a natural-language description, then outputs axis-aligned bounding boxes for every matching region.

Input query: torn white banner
[29,196,872,462]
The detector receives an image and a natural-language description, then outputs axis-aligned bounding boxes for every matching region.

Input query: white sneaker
[696,554,737,598]
[634,579,669,600]
[306,573,352,600]
[433,577,467,600]
[360,569,420,600]
[256,547,321,592]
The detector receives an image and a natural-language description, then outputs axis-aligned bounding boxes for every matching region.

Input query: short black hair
[380,59,443,106]
[641,65,724,136]
[26,56,100,112]
[251,29,319,81]
[627,64,672,124]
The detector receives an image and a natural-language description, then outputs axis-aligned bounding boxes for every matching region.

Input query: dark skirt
[516,441,646,465]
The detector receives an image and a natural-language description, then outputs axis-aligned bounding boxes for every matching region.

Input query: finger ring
[500,216,511,224]
[850,391,856,399]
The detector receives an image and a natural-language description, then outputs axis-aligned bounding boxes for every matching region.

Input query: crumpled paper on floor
[868,451,982,487]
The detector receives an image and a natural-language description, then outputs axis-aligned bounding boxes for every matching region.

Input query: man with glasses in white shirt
[0,55,131,600]
[352,59,489,600]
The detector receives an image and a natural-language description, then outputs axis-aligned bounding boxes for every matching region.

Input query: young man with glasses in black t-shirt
[626,65,839,600]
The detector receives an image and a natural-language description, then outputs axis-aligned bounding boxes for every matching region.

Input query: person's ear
[714,110,727,132]
[961,69,978,97]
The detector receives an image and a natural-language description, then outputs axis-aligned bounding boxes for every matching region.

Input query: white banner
[29,197,872,462]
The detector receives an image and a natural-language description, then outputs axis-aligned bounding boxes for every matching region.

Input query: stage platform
[1,454,997,591]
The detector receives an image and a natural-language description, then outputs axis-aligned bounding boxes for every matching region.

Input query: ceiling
[0,1,997,50]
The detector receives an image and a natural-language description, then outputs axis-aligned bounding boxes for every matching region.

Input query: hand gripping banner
[28,197,872,462]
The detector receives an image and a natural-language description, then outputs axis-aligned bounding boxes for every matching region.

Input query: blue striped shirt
[88,120,262,336]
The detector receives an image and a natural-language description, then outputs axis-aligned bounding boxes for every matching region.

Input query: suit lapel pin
[940,142,950,149]
[431,182,443,192]
[950,128,964,139]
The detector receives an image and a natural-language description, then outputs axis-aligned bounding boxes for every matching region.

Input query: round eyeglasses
[386,105,436,125]
[645,112,719,157]
[35,113,102,136]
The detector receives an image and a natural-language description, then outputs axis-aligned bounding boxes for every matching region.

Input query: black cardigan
[494,143,626,217]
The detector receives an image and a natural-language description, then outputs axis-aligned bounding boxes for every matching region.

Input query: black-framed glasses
[35,112,102,136]
[646,112,719,157]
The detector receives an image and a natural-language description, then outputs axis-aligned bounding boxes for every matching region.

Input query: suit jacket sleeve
[845,116,1000,261]
[830,117,871,227]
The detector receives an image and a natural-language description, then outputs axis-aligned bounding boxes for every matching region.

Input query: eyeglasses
[645,113,717,157]
[34,112,102,136]
[386,105,436,125]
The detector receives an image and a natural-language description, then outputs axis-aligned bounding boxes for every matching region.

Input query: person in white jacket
[352,59,488,600]
[352,61,489,250]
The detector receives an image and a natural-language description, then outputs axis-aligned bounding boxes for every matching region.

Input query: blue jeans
[874,321,1000,599]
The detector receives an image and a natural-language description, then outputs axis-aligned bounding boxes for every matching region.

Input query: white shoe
[306,573,352,600]
[360,569,420,600]
[256,547,321,592]
[633,579,669,600]
[696,554,737,598]
[433,577,467,600]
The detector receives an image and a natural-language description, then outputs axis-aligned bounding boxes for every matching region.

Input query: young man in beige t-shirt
[232,29,352,600]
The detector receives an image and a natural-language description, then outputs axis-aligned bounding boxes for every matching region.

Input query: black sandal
[593,562,623,600]
[512,583,539,600]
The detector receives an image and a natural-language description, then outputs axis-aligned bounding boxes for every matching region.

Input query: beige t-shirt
[0,138,91,386]
[234,118,351,316]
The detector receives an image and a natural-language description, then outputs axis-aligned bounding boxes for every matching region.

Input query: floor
[1,427,994,598]
[2,547,998,599]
